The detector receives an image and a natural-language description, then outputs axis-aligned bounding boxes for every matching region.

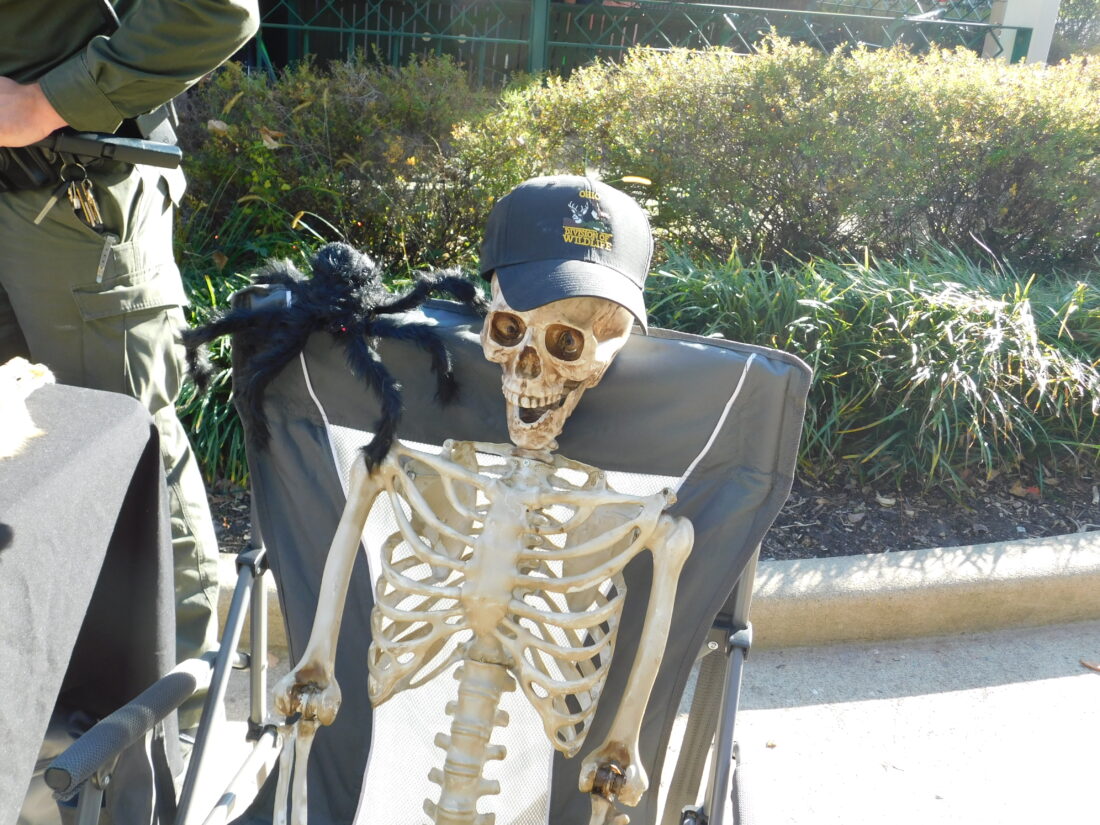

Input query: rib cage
[366,441,672,756]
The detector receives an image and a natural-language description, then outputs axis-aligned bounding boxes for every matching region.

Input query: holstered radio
[0,129,182,193]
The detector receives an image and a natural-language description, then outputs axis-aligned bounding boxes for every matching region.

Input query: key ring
[58,160,87,184]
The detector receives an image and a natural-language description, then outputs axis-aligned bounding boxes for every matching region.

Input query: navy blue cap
[479,175,653,333]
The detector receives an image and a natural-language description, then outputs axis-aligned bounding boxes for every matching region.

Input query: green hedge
[173,45,1100,489]
[178,42,1100,276]
[453,40,1100,271]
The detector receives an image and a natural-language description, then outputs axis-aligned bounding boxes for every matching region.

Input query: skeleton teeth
[505,390,566,410]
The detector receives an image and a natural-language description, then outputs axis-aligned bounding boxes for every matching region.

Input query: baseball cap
[479,175,653,333]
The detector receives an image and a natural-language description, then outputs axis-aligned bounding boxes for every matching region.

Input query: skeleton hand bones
[273,663,343,726]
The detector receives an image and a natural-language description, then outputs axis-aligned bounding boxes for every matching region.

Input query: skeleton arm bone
[274,458,387,725]
[578,514,695,808]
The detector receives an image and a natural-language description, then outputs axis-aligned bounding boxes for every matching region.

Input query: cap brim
[493,259,649,334]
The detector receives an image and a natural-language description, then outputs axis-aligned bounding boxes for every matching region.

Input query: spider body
[183,242,487,469]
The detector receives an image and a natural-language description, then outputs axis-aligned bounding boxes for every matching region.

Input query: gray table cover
[0,384,176,824]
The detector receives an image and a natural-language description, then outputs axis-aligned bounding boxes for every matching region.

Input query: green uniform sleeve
[37,0,260,133]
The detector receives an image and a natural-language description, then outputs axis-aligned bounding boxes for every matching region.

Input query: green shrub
[176,53,499,270]
[648,245,1100,489]
[452,40,1100,271]
[178,42,1100,275]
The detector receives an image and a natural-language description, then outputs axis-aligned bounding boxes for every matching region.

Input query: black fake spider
[183,242,487,469]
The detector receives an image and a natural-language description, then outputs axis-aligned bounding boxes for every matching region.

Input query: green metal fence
[254,0,1031,83]
[811,0,992,23]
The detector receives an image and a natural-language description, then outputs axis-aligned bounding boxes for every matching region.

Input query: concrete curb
[751,531,1100,649]
[218,532,1100,654]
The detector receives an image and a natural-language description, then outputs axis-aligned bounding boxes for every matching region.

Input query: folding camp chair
[42,287,809,825]
[233,287,810,825]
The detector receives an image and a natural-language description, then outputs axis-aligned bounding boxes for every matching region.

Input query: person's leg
[0,165,219,711]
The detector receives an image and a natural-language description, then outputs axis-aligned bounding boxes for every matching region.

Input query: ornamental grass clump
[648,246,1100,489]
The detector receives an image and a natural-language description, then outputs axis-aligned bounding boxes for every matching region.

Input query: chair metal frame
[45,545,278,825]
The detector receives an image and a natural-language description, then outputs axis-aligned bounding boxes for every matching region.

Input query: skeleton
[275,279,694,825]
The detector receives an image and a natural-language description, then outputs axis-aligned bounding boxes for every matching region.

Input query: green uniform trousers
[0,160,219,693]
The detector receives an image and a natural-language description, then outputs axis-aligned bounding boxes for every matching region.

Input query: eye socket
[489,312,526,347]
[546,324,585,361]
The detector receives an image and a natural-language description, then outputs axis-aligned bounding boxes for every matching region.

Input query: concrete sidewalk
[224,622,1100,825]
[732,620,1100,825]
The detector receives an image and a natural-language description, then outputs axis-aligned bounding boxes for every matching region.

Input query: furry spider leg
[232,317,316,448]
[379,271,489,317]
[365,316,460,404]
[180,303,289,391]
[338,330,403,470]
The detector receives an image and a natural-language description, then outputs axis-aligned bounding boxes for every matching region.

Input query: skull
[481,278,633,453]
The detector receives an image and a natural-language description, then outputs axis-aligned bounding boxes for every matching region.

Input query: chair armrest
[45,654,216,796]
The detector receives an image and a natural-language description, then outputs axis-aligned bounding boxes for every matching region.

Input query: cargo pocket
[158,165,187,210]
[69,160,190,408]
[71,264,188,415]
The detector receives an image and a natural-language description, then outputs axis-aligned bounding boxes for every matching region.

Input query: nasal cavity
[517,347,541,378]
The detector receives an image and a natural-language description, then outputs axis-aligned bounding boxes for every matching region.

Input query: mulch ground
[763,470,1100,561]
[208,470,1100,561]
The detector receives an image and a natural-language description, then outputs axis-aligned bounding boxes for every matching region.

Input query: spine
[424,660,514,825]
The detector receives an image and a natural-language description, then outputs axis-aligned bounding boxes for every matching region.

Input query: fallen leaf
[206,118,229,134]
[1008,481,1041,500]
[211,251,228,271]
[259,126,285,149]
[876,493,896,507]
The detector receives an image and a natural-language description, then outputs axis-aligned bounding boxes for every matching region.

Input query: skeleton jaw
[503,382,586,452]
